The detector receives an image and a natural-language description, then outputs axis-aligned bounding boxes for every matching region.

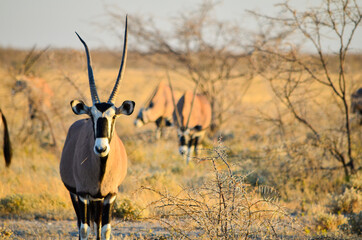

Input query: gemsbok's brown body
[134,81,174,139]
[351,88,362,125]
[10,46,59,146]
[12,75,58,146]
[60,17,135,240]
[173,90,212,164]
[0,108,12,167]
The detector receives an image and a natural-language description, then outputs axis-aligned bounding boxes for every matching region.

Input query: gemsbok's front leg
[70,192,81,229]
[91,199,103,239]
[186,138,196,164]
[101,194,117,240]
[79,196,91,240]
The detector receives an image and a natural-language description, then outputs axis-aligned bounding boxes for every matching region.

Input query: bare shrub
[250,0,361,186]
[105,1,254,134]
[142,142,304,239]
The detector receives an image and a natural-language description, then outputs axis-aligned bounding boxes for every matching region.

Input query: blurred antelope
[134,81,174,139]
[351,88,362,125]
[168,76,211,164]
[11,47,58,146]
[0,108,12,167]
[60,17,135,240]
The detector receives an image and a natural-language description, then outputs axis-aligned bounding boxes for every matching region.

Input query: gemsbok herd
[1,15,361,240]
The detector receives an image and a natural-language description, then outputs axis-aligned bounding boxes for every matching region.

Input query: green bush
[0,193,68,218]
[350,172,362,191]
[113,198,143,220]
[314,212,347,232]
[328,188,361,214]
[0,194,34,215]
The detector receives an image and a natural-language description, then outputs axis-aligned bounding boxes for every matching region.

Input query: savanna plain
[0,48,361,239]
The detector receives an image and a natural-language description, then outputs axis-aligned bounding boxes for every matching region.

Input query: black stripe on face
[180,135,186,146]
[95,103,113,113]
[96,118,109,138]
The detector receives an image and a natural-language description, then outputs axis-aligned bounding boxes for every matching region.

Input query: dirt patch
[0,219,170,239]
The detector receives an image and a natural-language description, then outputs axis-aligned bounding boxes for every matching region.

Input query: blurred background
[0,0,361,239]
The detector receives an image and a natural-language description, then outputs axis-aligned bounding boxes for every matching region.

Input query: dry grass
[0,48,361,238]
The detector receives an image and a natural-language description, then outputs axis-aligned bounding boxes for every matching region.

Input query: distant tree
[105,1,254,134]
[252,0,361,178]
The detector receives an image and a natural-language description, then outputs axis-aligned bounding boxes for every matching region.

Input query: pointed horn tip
[107,14,128,104]
[125,15,128,29]
[75,31,81,39]
[75,32,87,46]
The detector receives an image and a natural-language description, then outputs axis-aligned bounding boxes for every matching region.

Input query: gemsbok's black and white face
[177,125,202,156]
[69,25,135,159]
[71,100,134,157]
[177,127,191,156]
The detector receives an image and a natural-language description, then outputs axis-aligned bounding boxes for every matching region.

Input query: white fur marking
[94,138,110,157]
[93,222,97,235]
[101,224,111,240]
[179,146,188,155]
[186,147,194,165]
[134,119,144,127]
[80,223,90,240]
[79,196,88,204]
[104,195,116,205]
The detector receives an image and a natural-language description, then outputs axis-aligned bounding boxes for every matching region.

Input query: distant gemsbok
[134,81,174,139]
[60,17,135,240]
[168,76,211,164]
[351,88,362,125]
[0,108,12,167]
[10,47,59,147]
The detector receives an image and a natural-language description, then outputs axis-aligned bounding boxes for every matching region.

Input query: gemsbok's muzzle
[94,117,111,157]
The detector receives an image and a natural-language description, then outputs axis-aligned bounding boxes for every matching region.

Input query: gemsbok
[60,17,135,240]
[0,108,12,167]
[351,88,362,125]
[169,77,211,164]
[134,81,174,139]
[10,47,60,147]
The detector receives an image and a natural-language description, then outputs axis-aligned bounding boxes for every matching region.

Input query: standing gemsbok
[60,17,135,240]
[168,76,211,164]
[134,81,174,139]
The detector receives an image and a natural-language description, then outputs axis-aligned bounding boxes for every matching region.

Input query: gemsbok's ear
[70,100,91,115]
[116,100,135,116]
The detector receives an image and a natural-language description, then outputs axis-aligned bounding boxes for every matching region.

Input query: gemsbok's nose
[95,146,107,154]
[179,146,187,156]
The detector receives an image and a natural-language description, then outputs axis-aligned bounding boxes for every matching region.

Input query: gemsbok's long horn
[108,16,128,104]
[75,32,100,104]
[185,79,200,129]
[166,70,181,127]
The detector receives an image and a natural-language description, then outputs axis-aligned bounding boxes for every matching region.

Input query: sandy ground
[0,219,170,239]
